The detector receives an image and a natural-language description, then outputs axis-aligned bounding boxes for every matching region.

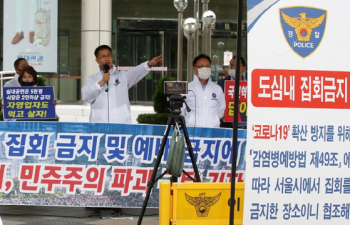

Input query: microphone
[102,64,110,92]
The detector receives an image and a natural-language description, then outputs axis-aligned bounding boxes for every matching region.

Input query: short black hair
[231,56,246,68]
[193,54,211,66]
[14,58,26,69]
[94,45,112,58]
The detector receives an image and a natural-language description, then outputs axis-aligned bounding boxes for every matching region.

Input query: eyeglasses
[97,54,112,59]
[194,66,211,69]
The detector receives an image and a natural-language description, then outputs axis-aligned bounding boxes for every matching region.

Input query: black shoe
[91,208,101,216]
[111,208,124,216]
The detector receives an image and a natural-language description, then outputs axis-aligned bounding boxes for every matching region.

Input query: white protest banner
[244,0,350,224]
[3,0,58,72]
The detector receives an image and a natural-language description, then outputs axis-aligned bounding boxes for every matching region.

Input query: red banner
[224,81,248,122]
[251,69,350,108]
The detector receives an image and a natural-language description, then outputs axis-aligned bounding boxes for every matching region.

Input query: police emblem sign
[280,7,327,58]
[246,0,350,224]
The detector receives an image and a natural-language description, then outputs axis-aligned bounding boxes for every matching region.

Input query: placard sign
[3,87,56,120]
[3,0,58,72]
[244,0,350,224]
[224,80,247,124]
[0,122,247,208]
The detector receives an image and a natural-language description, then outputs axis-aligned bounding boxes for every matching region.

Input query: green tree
[137,76,175,125]
[37,76,47,86]
[153,76,176,113]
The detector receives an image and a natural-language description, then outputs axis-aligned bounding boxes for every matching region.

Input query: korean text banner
[3,87,56,120]
[224,80,247,123]
[3,0,58,72]
[245,0,350,225]
[0,122,246,208]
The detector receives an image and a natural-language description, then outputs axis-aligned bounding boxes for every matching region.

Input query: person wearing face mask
[18,65,38,87]
[2,65,56,121]
[181,54,226,128]
[81,45,163,124]
[218,56,247,92]
[218,56,247,128]
[18,66,56,107]
[4,58,29,87]
[2,65,38,113]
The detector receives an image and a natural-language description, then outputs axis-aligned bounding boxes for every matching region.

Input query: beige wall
[0,0,247,74]
[0,0,247,101]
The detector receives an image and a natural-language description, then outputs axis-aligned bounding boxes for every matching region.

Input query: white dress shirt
[181,75,226,128]
[81,62,151,124]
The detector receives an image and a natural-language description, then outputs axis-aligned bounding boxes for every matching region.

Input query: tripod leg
[171,176,178,183]
[137,117,174,225]
[179,116,201,182]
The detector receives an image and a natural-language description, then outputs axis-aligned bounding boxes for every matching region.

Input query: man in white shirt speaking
[181,54,226,128]
[81,45,162,123]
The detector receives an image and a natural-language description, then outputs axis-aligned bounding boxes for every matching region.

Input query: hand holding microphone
[102,64,110,92]
[102,63,110,73]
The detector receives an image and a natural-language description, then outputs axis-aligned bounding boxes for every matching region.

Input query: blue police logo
[212,93,217,98]
[280,6,327,58]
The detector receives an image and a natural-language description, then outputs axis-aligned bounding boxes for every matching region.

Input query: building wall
[111,0,247,20]
[0,0,247,102]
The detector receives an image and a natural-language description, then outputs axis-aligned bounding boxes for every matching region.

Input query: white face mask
[228,69,236,79]
[197,67,211,80]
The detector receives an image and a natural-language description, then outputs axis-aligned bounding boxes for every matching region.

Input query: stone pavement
[0,206,159,225]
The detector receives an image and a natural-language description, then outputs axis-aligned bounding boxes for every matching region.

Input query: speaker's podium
[159,182,245,225]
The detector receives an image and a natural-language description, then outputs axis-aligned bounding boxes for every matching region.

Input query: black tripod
[137,95,201,225]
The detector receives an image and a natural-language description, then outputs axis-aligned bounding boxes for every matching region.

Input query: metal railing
[0,70,16,99]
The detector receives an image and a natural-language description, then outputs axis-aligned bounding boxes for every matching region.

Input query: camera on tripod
[164,81,188,95]
[164,81,190,115]
[138,80,200,224]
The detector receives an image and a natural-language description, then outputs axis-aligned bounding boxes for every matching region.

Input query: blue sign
[0,122,246,207]
[280,6,327,58]
[3,87,56,120]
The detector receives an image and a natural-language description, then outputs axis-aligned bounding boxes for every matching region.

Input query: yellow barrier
[160,182,244,225]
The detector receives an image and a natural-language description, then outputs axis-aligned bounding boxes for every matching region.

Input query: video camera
[164,81,188,95]
[164,81,190,115]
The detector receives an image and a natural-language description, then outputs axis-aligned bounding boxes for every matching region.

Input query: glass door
[117,31,164,103]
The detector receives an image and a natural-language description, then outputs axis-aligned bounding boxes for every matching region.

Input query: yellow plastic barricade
[160,182,244,225]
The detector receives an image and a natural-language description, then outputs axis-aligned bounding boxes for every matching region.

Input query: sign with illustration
[280,6,327,58]
[246,0,350,224]
[159,182,245,224]
[3,0,58,72]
